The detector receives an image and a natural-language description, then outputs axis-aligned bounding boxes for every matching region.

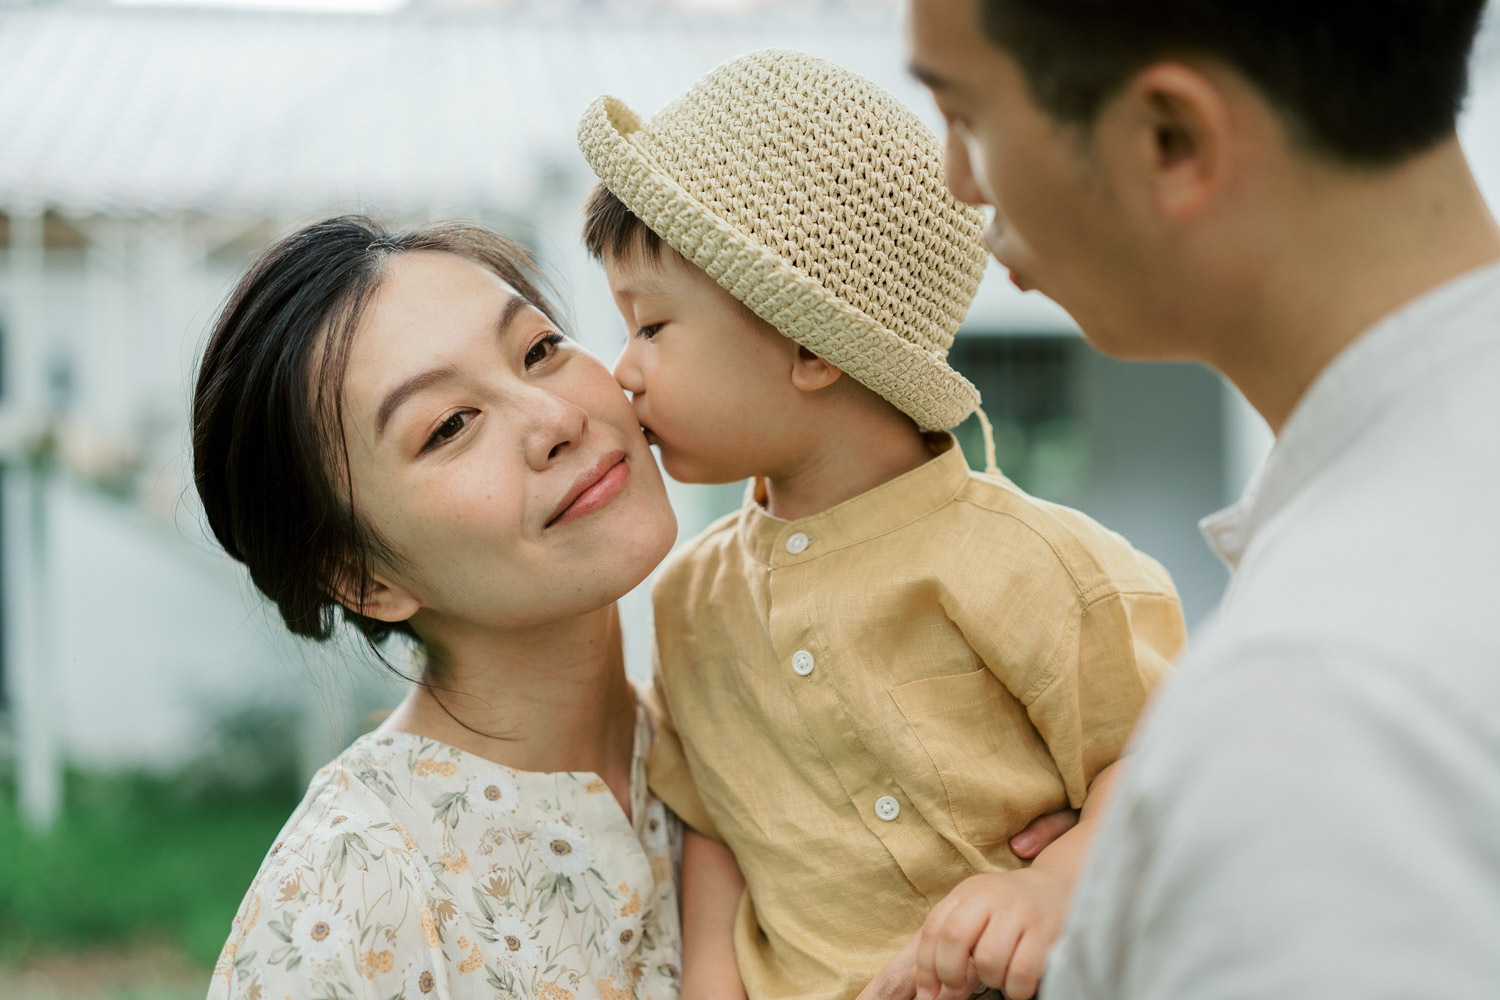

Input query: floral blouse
[208,701,682,1000]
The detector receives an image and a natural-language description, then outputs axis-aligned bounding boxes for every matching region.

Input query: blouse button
[785,531,810,555]
[791,650,815,676]
[875,795,901,822]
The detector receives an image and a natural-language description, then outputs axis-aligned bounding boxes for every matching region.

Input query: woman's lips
[547,451,629,528]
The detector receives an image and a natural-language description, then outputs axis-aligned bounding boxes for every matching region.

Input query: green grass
[0,769,300,967]
[0,706,310,970]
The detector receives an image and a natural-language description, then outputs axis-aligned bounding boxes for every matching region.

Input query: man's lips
[546,450,629,528]
[982,221,1036,293]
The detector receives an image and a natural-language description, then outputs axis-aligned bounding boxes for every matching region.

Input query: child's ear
[331,566,422,624]
[789,345,843,392]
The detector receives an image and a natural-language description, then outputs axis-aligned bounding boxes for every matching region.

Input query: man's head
[907,0,1490,360]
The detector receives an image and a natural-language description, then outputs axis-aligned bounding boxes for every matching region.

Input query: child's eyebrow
[618,275,669,301]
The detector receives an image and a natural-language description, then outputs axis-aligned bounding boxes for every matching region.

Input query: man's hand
[856,931,981,1000]
[1009,807,1079,859]
[912,867,1071,1000]
[858,807,1079,1000]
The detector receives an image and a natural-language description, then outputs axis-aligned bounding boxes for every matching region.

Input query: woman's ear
[331,566,422,624]
[789,345,843,392]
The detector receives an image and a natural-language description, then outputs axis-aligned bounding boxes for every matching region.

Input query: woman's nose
[613,339,645,397]
[525,389,589,470]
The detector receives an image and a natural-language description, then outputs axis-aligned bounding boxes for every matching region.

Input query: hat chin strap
[974,405,1000,475]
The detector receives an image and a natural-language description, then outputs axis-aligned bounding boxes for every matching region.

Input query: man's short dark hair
[979,0,1490,166]
[582,181,664,263]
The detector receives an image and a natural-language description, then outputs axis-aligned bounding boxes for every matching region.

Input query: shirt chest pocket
[888,669,1069,847]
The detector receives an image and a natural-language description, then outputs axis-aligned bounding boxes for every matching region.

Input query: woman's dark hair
[192,215,560,645]
[979,0,1489,167]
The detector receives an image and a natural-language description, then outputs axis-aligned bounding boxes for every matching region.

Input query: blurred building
[1,0,1497,828]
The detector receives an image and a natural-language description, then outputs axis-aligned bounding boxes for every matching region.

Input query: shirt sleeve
[957,568,1185,811]
[1044,642,1500,999]
[646,645,725,844]
[1025,586,1185,807]
[207,823,460,1000]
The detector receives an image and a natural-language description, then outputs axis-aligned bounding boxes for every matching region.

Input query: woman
[194,216,681,1000]
[194,215,1073,1000]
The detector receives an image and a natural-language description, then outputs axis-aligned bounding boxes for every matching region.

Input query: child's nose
[612,342,645,396]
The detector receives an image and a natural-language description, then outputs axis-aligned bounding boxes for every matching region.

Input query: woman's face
[335,250,677,633]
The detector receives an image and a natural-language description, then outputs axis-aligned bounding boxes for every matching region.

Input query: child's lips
[1007,267,1034,293]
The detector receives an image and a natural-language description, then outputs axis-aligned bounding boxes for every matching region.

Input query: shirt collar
[737,431,971,568]
[1201,258,1500,570]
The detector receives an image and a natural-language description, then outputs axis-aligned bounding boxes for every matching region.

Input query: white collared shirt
[1044,260,1500,999]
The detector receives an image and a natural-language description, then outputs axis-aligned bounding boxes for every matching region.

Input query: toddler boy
[576,50,1185,1000]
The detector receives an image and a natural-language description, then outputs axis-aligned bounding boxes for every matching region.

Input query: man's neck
[761,403,935,521]
[380,604,637,802]
[1213,138,1500,434]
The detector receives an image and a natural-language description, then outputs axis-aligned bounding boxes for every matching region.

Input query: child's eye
[421,410,475,454]
[637,324,663,340]
[525,332,565,368]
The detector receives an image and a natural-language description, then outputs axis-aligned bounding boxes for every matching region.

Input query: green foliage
[0,706,307,968]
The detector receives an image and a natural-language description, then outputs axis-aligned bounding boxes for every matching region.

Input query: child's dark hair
[192,215,559,646]
[582,182,666,263]
[581,181,768,327]
[978,0,1489,167]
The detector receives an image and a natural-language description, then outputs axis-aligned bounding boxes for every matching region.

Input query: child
[576,50,1185,1000]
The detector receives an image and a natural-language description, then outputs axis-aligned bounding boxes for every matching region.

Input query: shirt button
[791,650,815,676]
[875,795,900,822]
[785,532,810,554]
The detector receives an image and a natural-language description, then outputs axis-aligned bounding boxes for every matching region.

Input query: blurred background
[0,0,1497,995]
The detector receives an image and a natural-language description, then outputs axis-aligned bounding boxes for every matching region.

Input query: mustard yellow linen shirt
[648,435,1186,1000]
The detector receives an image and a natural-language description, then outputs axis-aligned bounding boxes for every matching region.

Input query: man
[896,1,1500,997]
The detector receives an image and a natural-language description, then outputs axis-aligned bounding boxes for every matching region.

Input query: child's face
[606,246,803,484]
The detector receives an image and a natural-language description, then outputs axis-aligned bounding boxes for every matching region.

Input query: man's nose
[943,125,988,207]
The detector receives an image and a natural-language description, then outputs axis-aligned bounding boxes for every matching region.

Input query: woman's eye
[637,324,663,340]
[422,410,473,453]
[525,332,565,368]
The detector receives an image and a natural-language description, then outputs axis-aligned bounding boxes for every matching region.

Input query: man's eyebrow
[908,62,952,93]
[375,294,536,439]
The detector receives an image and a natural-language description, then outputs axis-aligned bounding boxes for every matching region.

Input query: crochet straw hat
[577,49,988,431]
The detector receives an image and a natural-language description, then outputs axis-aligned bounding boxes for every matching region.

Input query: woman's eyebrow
[495,293,533,340]
[374,295,537,440]
[376,365,462,439]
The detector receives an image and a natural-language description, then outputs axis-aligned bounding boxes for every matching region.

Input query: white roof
[0,3,931,216]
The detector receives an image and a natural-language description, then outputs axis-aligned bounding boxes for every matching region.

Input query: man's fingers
[855,931,920,1000]
[1009,808,1080,859]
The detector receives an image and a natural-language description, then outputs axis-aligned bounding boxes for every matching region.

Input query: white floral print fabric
[208,702,681,1000]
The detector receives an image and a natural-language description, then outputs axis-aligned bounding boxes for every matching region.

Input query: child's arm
[910,759,1126,1000]
[680,828,749,1000]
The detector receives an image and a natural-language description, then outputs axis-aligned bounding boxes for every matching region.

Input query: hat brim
[578,95,980,432]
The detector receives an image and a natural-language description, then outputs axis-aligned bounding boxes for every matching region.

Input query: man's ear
[331,566,422,624]
[1118,62,1231,221]
[789,345,843,392]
